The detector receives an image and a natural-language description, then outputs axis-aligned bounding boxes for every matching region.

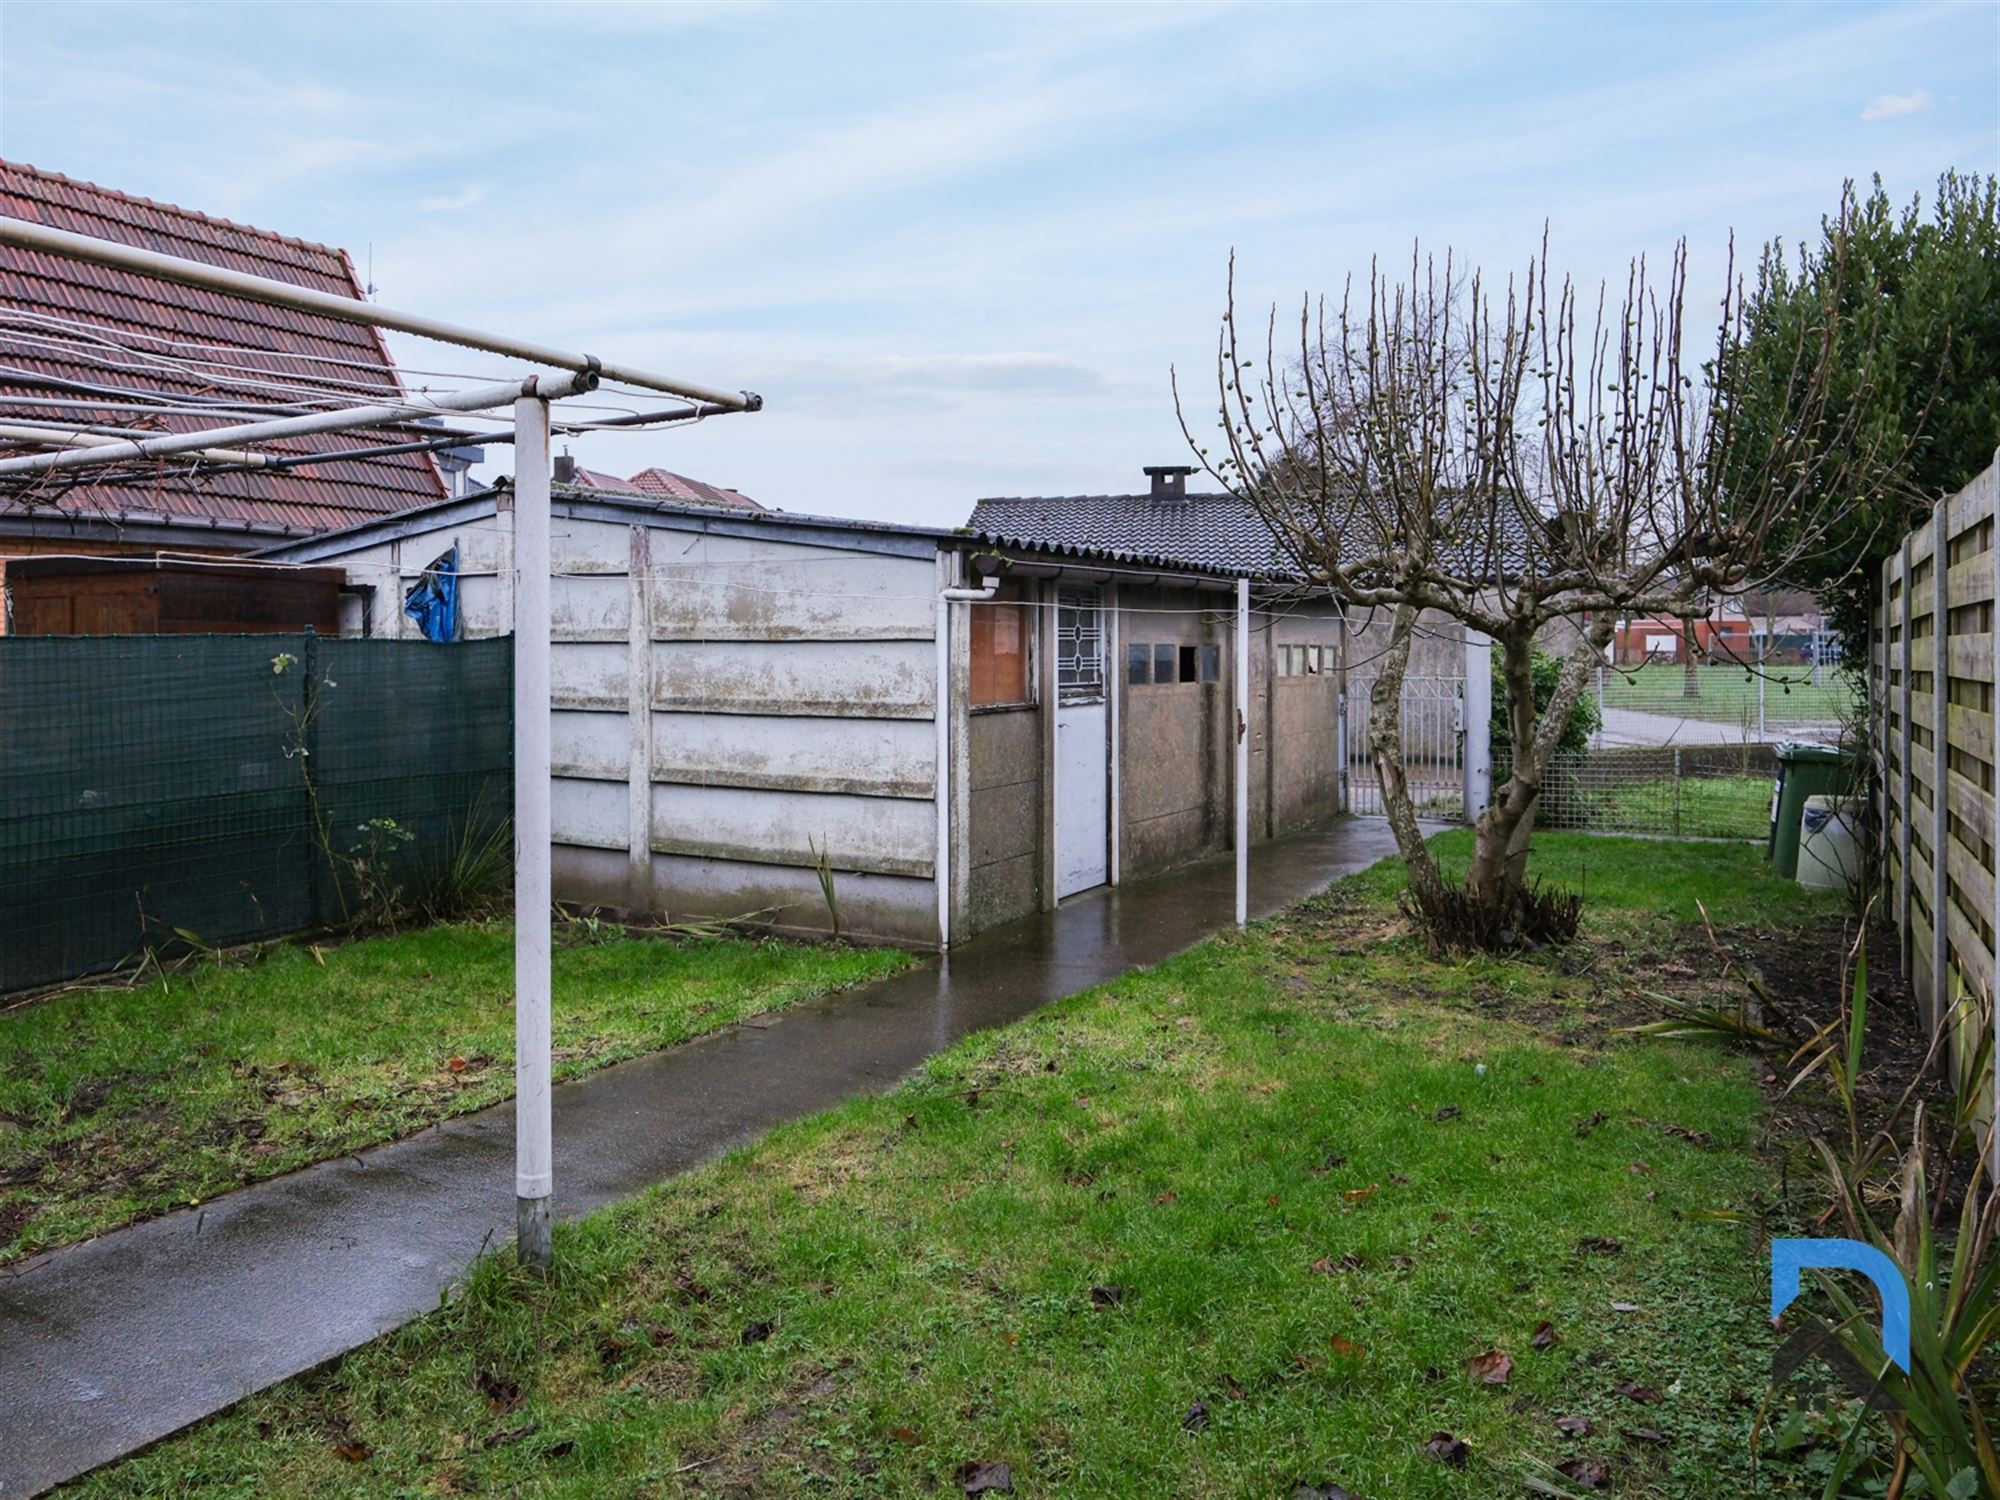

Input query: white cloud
[418,185,485,213]
[1862,88,1933,121]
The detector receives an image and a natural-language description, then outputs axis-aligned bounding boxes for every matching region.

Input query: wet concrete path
[0,818,1399,1495]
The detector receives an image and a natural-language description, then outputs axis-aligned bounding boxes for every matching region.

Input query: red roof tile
[0,159,447,536]
[624,467,761,509]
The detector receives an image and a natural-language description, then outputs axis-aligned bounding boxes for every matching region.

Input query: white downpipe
[1235,578,1250,928]
[933,570,999,949]
[934,593,952,951]
[513,394,555,1272]
[0,370,597,481]
[1107,582,1122,886]
[0,215,758,410]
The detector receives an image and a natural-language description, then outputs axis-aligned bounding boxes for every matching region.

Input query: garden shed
[261,479,1352,948]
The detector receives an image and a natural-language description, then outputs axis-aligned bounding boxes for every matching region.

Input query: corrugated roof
[567,464,762,509]
[0,159,447,535]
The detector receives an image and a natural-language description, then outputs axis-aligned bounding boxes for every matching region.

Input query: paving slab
[0,818,1399,1495]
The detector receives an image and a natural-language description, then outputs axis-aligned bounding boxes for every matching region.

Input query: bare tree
[1178,218,1885,945]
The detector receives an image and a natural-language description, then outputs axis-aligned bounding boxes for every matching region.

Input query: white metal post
[513,395,554,1271]
[1235,579,1250,928]
[1462,630,1492,822]
[934,584,952,950]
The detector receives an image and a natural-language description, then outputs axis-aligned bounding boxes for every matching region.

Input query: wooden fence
[1873,453,2000,1166]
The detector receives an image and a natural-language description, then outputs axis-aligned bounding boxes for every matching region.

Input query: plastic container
[1797,795,1863,891]
[1768,742,1860,879]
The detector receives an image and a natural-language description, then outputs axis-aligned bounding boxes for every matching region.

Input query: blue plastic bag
[403,545,460,643]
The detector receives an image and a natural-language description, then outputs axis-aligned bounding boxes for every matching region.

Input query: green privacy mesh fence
[0,633,511,993]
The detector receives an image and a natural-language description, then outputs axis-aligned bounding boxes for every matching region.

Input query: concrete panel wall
[290,502,944,948]
[964,706,1043,934]
[1269,604,1344,835]
[1117,586,1234,878]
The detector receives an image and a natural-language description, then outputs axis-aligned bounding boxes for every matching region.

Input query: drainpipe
[1236,578,1251,928]
[934,568,1002,950]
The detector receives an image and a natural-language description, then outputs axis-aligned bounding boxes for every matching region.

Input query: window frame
[968,578,1037,711]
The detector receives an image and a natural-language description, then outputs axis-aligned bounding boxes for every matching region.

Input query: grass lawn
[1601,664,1855,726]
[75,835,1854,1498]
[1575,772,1772,843]
[0,924,912,1264]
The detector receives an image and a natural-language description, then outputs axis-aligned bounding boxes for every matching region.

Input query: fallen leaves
[1575,1236,1624,1256]
[1555,1415,1593,1436]
[1467,1349,1514,1385]
[1088,1284,1125,1308]
[955,1459,1013,1494]
[1181,1398,1211,1432]
[1422,1431,1469,1467]
[1343,1183,1379,1203]
[1611,1379,1665,1404]
[739,1320,774,1346]
[1531,1320,1560,1350]
[1556,1457,1611,1489]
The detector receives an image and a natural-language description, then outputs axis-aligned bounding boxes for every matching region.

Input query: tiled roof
[0,159,446,535]
[968,492,1293,578]
[624,467,762,509]
[968,490,1533,584]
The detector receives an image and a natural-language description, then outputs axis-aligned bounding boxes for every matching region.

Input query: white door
[1056,585,1110,898]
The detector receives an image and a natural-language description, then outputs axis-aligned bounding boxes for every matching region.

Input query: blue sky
[1,2,1994,527]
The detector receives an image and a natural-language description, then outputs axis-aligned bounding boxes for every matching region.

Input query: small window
[1276,647,1292,679]
[1127,643,1150,684]
[1201,644,1221,682]
[1305,645,1322,675]
[970,580,1033,708]
[1153,643,1175,683]
[1178,645,1199,682]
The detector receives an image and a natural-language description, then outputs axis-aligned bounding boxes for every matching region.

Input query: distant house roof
[969,489,1294,579]
[563,461,761,510]
[0,159,447,541]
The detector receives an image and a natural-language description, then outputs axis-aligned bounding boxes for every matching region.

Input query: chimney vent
[1144,465,1196,504]
[553,451,576,485]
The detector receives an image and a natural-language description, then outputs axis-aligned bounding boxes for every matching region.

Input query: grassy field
[1601,664,1856,726]
[0,924,911,1264]
[74,835,1853,1498]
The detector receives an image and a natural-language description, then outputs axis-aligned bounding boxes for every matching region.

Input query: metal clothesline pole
[0,370,599,480]
[0,216,760,410]
[513,393,555,1272]
[1235,577,1250,929]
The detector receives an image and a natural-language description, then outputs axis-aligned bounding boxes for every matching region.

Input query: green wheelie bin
[1767,742,1861,880]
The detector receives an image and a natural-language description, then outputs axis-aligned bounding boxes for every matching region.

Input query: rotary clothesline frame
[0,212,762,1271]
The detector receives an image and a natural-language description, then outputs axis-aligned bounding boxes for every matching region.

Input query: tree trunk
[1368,603,1445,905]
[1682,619,1702,699]
[1468,623,1615,908]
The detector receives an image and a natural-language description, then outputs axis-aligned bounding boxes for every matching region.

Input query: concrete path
[1596,705,1840,748]
[0,818,1399,1496]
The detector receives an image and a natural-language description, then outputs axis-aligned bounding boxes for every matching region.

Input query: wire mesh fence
[1496,743,1779,842]
[0,633,511,993]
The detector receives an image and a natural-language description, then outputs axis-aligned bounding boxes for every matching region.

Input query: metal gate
[1343,674,1466,821]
